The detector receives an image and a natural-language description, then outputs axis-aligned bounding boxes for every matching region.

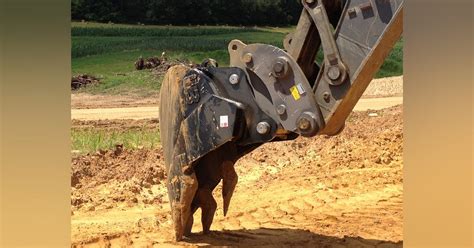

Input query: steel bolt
[327,66,341,80]
[256,122,271,135]
[323,92,331,102]
[272,57,289,78]
[274,62,285,73]
[276,104,287,115]
[297,112,320,137]
[297,117,312,131]
[229,74,240,85]
[242,53,253,64]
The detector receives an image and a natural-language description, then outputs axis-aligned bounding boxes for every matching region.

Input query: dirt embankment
[71,105,403,247]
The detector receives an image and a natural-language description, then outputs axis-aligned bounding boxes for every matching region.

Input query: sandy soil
[70,97,402,121]
[71,93,159,109]
[363,76,403,98]
[71,105,403,247]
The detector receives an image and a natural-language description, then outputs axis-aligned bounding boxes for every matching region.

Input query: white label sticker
[296,83,306,95]
[220,115,229,128]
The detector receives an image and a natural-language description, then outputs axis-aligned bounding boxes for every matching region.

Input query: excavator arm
[159,0,403,240]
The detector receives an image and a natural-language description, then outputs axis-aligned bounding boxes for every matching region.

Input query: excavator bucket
[159,64,261,240]
[159,65,198,240]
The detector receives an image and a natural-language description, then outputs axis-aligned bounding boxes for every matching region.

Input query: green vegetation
[72,23,285,95]
[72,22,402,95]
[72,23,262,37]
[72,51,162,95]
[72,32,283,58]
[72,0,302,26]
[377,38,404,78]
[71,128,160,153]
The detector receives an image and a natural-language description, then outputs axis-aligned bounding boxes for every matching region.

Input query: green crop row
[72,23,263,37]
[72,32,285,58]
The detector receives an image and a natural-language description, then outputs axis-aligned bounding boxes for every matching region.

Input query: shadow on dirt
[186,228,403,247]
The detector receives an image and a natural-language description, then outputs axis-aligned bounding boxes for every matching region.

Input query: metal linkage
[287,0,403,135]
[312,0,404,135]
[229,0,403,138]
[303,0,348,86]
[228,40,324,137]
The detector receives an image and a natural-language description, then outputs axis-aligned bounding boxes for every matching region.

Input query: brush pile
[71,74,100,90]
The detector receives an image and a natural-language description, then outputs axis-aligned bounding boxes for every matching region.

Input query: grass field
[72,22,403,96]
[72,128,160,153]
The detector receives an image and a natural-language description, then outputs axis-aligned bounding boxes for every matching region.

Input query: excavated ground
[71,105,403,247]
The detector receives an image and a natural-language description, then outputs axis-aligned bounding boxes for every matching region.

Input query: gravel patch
[363,76,403,98]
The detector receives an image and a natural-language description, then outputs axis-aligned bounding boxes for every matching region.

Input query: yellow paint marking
[290,85,301,101]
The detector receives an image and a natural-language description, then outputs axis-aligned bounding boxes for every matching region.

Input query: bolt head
[229,74,239,85]
[256,122,271,135]
[276,104,287,115]
[297,118,311,131]
[297,112,320,137]
[327,66,341,80]
[272,57,289,78]
[242,53,253,64]
[273,62,285,73]
[323,92,331,102]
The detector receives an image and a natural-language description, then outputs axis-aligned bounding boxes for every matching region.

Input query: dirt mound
[71,74,100,90]
[71,147,166,211]
[71,105,403,247]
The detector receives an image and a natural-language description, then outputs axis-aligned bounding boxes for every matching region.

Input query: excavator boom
[159,0,404,240]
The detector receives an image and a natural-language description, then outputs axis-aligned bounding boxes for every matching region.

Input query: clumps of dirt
[239,105,403,187]
[71,74,100,90]
[71,146,166,211]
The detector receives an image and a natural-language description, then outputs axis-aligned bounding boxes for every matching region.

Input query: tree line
[72,0,303,26]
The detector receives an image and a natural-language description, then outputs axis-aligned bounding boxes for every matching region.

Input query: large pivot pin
[272,57,290,78]
[297,112,319,137]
